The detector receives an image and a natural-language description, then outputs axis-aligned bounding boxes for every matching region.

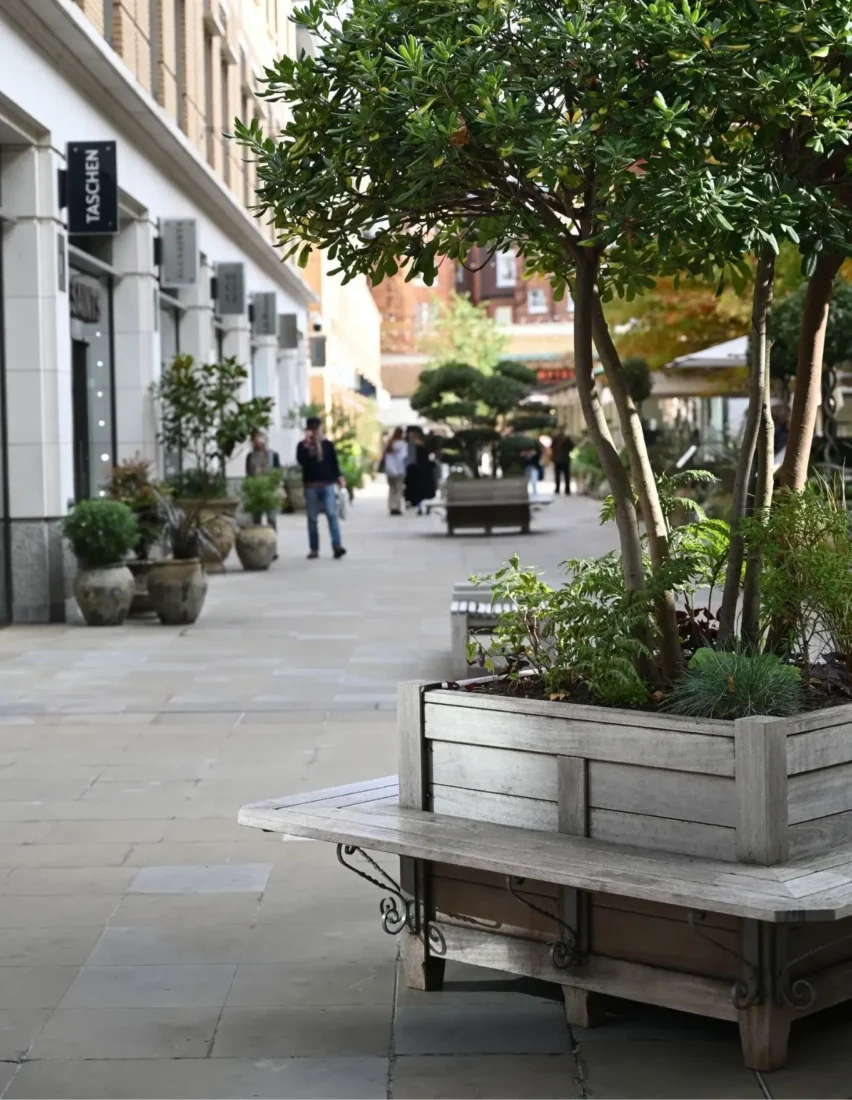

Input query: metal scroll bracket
[776,927,852,1010]
[688,911,763,1009]
[506,876,581,970]
[336,844,414,935]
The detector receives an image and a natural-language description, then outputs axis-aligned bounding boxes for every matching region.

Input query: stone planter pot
[235,525,278,571]
[147,558,208,625]
[127,559,157,616]
[178,499,238,572]
[284,478,306,513]
[399,679,852,1071]
[73,563,135,626]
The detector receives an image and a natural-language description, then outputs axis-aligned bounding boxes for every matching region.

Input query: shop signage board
[161,219,198,285]
[252,292,277,336]
[66,142,118,235]
[217,263,245,314]
[278,314,299,349]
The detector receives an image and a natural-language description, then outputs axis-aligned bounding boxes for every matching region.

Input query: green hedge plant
[62,500,139,569]
[241,476,281,522]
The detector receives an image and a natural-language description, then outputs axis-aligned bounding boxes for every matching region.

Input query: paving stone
[0,1009,51,1059]
[108,892,260,928]
[0,895,119,928]
[391,1055,581,1099]
[128,863,271,894]
[394,1000,570,1056]
[6,1057,389,1099]
[226,957,397,1007]
[58,964,237,1009]
[27,1008,220,1059]
[211,1004,393,1058]
[0,927,102,967]
[88,925,249,966]
[1,867,135,896]
[760,1004,852,1098]
[578,1040,764,1098]
[0,967,78,1009]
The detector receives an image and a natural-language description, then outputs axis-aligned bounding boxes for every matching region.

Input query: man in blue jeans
[296,417,347,560]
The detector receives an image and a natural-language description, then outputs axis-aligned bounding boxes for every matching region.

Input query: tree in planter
[235,0,816,680]
[410,359,537,476]
[154,355,274,498]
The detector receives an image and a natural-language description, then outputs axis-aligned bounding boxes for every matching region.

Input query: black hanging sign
[66,142,119,235]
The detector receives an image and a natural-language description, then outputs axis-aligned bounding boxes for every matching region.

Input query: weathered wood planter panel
[421,688,852,864]
[398,680,852,1070]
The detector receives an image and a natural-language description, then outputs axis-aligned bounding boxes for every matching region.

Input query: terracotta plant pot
[73,563,135,626]
[177,498,238,571]
[235,525,278,571]
[147,558,208,625]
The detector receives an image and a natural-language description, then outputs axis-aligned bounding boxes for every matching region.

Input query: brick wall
[370,258,456,355]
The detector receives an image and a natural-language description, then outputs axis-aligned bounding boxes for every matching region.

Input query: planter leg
[401,929,445,991]
[737,1003,791,1072]
[562,986,607,1029]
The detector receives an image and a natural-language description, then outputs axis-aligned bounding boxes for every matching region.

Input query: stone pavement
[0,483,843,1098]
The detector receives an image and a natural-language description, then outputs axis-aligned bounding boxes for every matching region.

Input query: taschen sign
[66,142,118,235]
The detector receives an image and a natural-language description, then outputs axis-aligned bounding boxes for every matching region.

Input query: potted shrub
[62,500,139,626]
[236,475,280,571]
[153,355,273,569]
[105,457,164,615]
[147,496,212,625]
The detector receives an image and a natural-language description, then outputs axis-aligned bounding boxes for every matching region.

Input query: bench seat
[237,800,852,923]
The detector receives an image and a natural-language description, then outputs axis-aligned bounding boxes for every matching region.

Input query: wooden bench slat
[237,802,851,922]
[243,777,399,813]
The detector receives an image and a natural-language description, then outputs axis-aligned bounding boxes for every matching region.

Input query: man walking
[296,416,347,560]
[245,433,282,531]
[551,429,574,495]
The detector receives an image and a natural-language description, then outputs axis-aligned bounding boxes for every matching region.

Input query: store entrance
[71,339,90,501]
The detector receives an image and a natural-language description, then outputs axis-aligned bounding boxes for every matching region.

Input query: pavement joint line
[755,1069,773,1099]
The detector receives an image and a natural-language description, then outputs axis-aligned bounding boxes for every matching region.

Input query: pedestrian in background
[522,439,543,497]
[296,417,347,560]
[404,428,435,515]
[383,427,408,515]
[551,429,575,495]
[245,433,282,531]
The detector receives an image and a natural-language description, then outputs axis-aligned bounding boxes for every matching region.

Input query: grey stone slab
[394,1001,570,1056]
[59,964,237,1008]
[211,1004,393,1058]
[391,1055,581,1099]
[27,1007,220,1060]
[128,862,271,894]
[7,1057,388,1099]
[88,925,250,966]
[0,966,78,1009]
[0,895,119,928]
[572,1002,734,1043]
[226,957,397,1007]
[2,867,135,896]
[578,1040,764,1098]
[0,1008,51,1060]
[109,892,261,928]
[0,927,103,967]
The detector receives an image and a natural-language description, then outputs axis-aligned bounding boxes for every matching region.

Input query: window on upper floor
[494,305,513,326]
[495,249,516,288]
[527,288,548,314]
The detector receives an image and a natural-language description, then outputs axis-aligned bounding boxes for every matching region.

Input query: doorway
[71,339,90,501]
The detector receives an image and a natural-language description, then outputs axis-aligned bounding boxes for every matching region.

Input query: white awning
[665,336,748,370]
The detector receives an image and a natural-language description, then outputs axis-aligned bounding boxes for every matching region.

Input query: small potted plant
[236,475,281,571]
[147,495,213,625]
[105,457,164,615]
[62,500,139,626]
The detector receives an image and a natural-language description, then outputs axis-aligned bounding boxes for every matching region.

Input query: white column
[181,255,214,362]
[1,142,73,621]
[252,333,282,457]
[221,312,252,480]
[112,218,159,465]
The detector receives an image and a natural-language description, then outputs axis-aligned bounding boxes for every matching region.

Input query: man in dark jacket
[296,417,347,560]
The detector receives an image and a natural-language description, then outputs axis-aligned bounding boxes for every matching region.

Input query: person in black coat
[296,417,347,559]
[404,428,436,515]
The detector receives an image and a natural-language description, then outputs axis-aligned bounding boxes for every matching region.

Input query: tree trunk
[718,250,776,645]
[741,374,774,649]
[574,255,645,596]
[779,249,843,491]
[590,297,683,682]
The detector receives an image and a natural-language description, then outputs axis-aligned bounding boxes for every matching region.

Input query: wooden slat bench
[444,477,532,535]
[450,583,513,678]
[241,775,852,1071]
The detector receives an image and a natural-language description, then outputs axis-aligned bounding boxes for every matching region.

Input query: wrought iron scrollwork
[776,928,852,1010]
[822,365,840,468]
[688,911,762,1009]
[506,876,581,970]
[336,844,413,935]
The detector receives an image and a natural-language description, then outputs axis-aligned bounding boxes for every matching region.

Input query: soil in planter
[458,665,849,714]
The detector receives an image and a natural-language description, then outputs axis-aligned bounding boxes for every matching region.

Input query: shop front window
[69,269,114,500]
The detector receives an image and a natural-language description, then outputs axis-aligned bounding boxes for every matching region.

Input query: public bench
[444,477,532,535]
[239,684,852,1072]
[450,582,513,678]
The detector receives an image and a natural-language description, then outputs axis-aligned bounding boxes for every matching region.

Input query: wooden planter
[399,680,852,1069]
